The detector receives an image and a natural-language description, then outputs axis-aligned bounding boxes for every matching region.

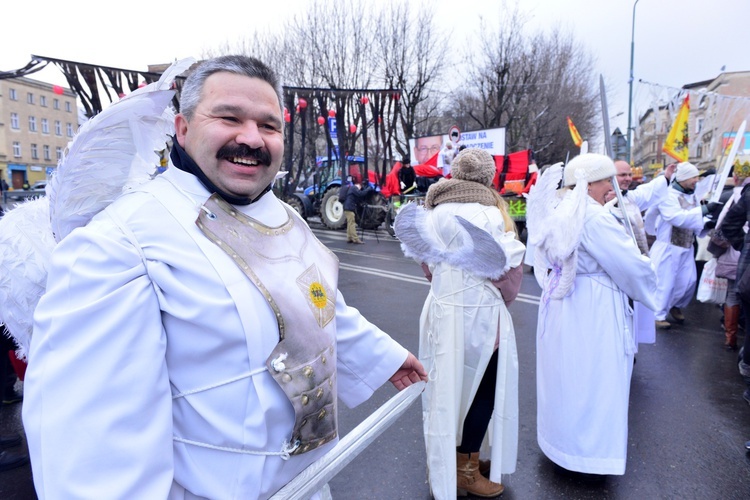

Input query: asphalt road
[2,223,750,499]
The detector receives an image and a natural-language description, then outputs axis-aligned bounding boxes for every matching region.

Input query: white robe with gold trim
[23,167,407,499]
[536,198,656,475]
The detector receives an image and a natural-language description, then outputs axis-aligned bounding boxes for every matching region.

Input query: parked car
[31,180,47,191]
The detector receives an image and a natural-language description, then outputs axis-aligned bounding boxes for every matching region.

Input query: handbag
[696,258,728,304]
[707,228,731,257]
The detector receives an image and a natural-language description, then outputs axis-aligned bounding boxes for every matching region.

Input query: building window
[55,120,62,136]
[56,147,63,161]
[10,112,19,129]
[65,101,72,112]
[40,95,47,107]
[66,123,74,137]
[53,98,59,110]
[651,141,656,153]
[27,92,34,104]
[31,144,38,160]
[697,144,703,158]
[12,142,21,157]
[696,118,704,134]
[29,116,37,132]
[43,145,51,161]
[9,88,17,100]
[42,118,49,134]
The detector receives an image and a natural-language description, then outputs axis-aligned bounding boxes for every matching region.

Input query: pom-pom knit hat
[452,148,496,187]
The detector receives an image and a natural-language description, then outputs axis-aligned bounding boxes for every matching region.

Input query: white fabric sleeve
[23,214,174,499]
[333,291,408,408]
[658,192,705,232]
[581,211,658,311]
[629,176,669,211]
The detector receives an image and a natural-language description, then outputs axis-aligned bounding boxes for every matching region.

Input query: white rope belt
[172,366,267,399]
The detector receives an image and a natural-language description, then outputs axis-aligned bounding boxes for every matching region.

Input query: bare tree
[452,3,599,165]
[373,2,448,162]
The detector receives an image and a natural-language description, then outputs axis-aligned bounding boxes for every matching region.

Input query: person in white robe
[604,160,674,345]
[395,148,525,499]
[644,162,719,329]
[531,153,657,477]
[22,55,427,499]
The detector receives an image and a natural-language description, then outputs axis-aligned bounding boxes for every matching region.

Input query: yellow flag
[567,116,583,147]
[663,95,690,162]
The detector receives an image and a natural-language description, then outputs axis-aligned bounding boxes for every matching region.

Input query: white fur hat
[675,162,700,182]
[563,153,616,187]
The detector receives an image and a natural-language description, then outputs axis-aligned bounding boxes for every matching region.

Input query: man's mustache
[216,144,272,165]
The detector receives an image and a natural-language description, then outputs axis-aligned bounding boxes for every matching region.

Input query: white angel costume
[395,201,525,499]
[0,59,409,499]
[645,183,706,321]
[605,175,670,345]
[24,168,407,498]
[527,162,657,475]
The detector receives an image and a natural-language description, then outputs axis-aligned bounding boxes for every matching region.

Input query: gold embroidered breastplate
[196,194,339,455]
[670,195,697,249]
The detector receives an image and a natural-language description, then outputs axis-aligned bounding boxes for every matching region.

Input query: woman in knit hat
[394,148,525,498]
[528,153,657,480]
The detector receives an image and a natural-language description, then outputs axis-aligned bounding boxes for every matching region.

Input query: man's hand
[665,163,677,181]
[389,352,428,391]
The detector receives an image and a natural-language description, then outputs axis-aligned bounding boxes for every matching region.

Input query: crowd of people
[0,53,748,499]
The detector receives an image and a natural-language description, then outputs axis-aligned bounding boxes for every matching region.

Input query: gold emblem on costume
[309,282,327,309]
[297,264,336,327]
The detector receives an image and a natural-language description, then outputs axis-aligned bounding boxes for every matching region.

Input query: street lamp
[626,0,641,163]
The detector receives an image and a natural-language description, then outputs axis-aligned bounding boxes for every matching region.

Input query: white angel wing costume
[525,162,589,300]
[394,202,511,280]
[0,58,195,358]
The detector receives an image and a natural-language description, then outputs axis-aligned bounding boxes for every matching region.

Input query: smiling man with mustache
[23,55,426,499]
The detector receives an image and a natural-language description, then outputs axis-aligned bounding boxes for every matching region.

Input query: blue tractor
[285,155,386,230]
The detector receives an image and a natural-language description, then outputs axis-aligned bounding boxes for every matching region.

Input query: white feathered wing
[0,57,195,357]
[48,57,195,242]
[526,163,589,298]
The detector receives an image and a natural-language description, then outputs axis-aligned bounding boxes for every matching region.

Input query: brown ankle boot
[724,305,740,350]
[456,452,504,498]
[479,458,491,476]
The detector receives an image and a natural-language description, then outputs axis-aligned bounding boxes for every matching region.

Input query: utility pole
[626,0,641,163]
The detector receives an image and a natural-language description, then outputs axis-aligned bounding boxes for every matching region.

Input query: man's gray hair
[179,55,284,121]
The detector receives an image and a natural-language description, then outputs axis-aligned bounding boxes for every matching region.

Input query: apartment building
[632,71,750,173]
[632,105,670,173]
[0,77,77,189]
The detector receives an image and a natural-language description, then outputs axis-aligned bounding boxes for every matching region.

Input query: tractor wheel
[285,196,306,220]
[320,188,346,230]
[356,192,387,230]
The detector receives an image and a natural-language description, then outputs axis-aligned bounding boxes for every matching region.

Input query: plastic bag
[696,258,728,304]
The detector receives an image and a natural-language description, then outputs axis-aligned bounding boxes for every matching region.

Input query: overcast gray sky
[4,0,749,133]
